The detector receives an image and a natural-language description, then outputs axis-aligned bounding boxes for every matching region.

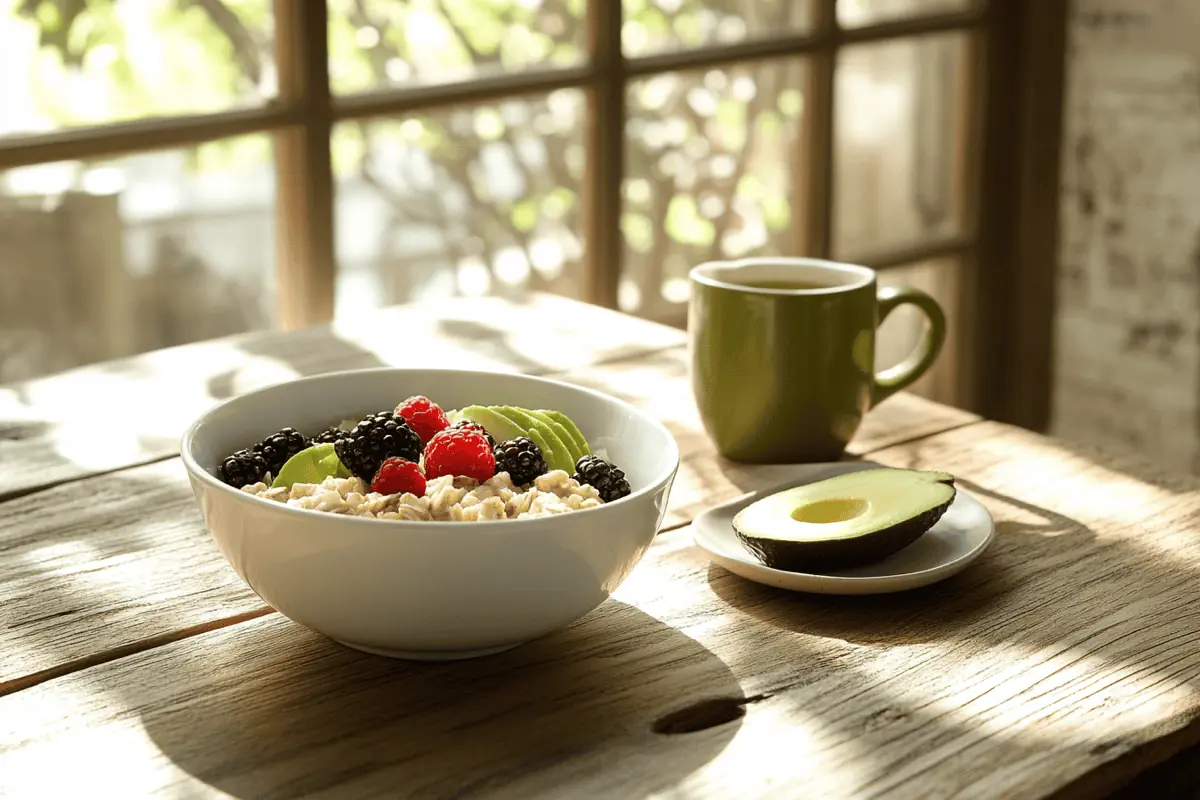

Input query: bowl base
[333,638,525,661]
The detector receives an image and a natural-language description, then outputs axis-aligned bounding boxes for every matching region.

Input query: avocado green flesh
[538,409,590,457]
[271,443,351,489]
[458,406,526,442]
[495,406,575,472]
[732,468,956,572]
[527,410,584,464]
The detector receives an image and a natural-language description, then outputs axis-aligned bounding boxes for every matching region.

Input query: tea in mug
[727,278,836,291]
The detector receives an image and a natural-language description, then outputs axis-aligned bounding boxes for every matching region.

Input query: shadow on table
[139,601,745,798]
[435,319,548,375]
[204,329,392,402]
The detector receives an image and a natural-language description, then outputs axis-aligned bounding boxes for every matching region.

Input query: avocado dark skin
[735,472,957,573]
[736,493,955,572]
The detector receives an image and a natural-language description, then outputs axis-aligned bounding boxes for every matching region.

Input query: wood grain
[0,459,252,690]
[0,344,972,688]
[2,419,1197,798]
[0,294,686,500]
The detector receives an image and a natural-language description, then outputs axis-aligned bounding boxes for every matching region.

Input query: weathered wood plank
[2,420,1198,798]
[0,346,972,688]
[0,294,687,501]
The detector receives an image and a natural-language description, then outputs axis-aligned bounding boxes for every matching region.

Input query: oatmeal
[245,469,604,522]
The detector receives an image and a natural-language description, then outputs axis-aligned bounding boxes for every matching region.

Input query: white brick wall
[1053,0,1200,473]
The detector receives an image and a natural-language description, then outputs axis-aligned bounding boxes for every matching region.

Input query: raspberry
[396,395,449,444]
[424,429,496,482]
[370,457,427,496]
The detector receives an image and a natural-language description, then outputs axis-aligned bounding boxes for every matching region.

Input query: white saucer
[692,462,995,595]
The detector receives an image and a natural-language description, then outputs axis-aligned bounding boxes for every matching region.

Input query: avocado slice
[732,468,956,572]
[271,443,351,489]
[495,406,575,472]
[458,406,526,443]
[536,409,591,458]
[526,410,583,464]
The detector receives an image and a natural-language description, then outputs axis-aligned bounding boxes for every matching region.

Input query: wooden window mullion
[273,0,336,330]
[797,0,837,258]
[583,1,624,309]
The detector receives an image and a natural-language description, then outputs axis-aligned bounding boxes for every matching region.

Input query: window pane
[0,136,275,383]
[1,1,274,138]
[328,0,584,95]
[622,0,812,58]
[622,58,807,323]
[876,258,960,406]
[838,0,971,27]
[332,92,585,314]
[833,33,967,258]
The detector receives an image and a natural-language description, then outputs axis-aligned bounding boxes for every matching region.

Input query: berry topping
[451,419,496,449]
[370,457,427,496]
[220,448,269,488]
[254,427,309,477]
[573,455,632,503]
[424,428,496,482]
[310,427,345,446]
[396,395,449,444]
[493,437,547,486]
[335,411,424,481]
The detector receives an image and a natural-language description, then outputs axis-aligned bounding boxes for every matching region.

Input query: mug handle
[870,285,947,407]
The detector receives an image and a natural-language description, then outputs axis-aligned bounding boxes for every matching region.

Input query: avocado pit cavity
[791,496,870,525]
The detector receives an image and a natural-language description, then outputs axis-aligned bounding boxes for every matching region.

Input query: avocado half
[732,468,956,573]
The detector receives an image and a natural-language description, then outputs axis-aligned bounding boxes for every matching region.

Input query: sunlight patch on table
[330,293,684,376]
[0,690,179,799]
[913,643,1199,745]
[951,434,1200,558]
[0,388,41,422]
[19,537,98,566]
[15,532,165,604]
[15,343,302,470]
[661,701,863,798]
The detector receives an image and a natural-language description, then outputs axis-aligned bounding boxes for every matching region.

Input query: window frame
[0,0,1060,424]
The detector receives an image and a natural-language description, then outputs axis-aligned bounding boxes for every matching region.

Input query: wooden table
[2,294,1198,799]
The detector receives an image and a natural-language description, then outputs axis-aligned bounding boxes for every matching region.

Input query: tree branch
[433,0,490,66]
[180,0,262,86]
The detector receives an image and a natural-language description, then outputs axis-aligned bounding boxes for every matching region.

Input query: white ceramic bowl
[181,368,679,661]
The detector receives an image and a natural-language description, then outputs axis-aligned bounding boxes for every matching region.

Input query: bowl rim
[179,366,681,530]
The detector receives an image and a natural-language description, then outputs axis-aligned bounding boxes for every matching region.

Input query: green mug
[689,257,946,463]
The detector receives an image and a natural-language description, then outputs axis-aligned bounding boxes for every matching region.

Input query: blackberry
[310,427,345,446]
[253,427,309,477]
[335,411,423,480]
[573,455,631,503]
[493,437,547,486]
[451,420,496,449]
[220,448,269,488]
